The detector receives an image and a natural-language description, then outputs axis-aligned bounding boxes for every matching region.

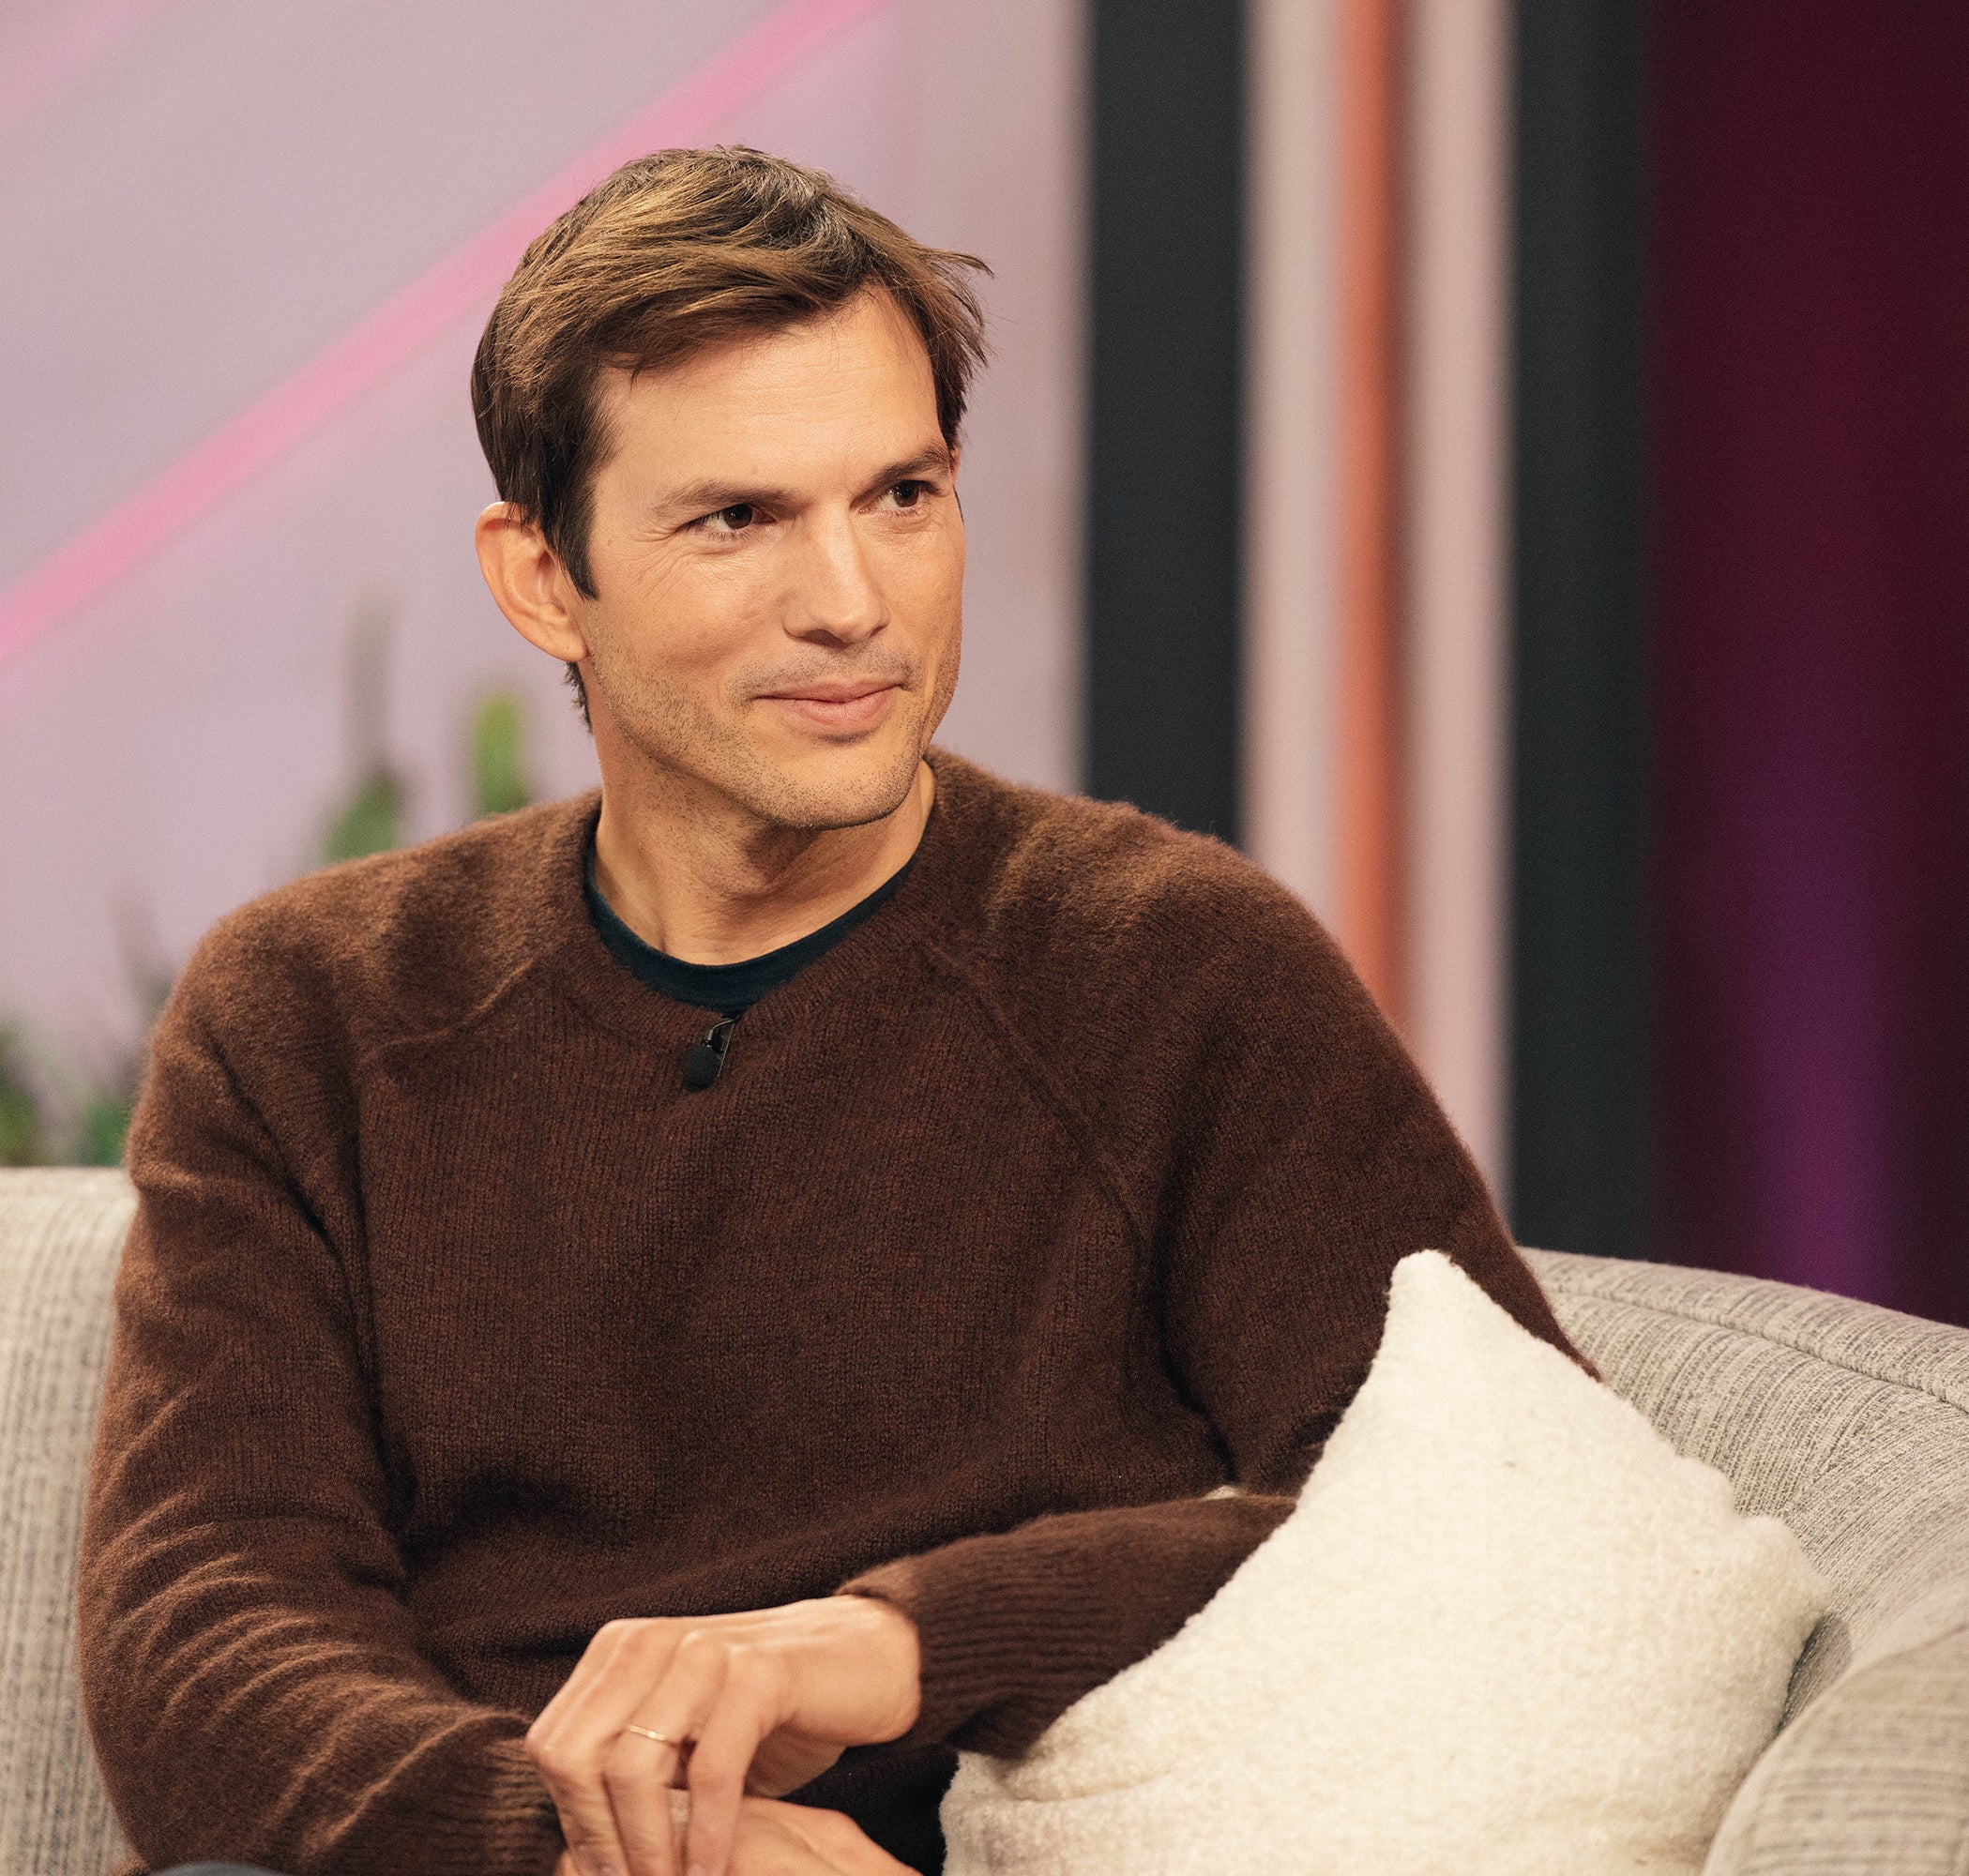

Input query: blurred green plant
[325,769,405,862]
[7,613,540,1165]
[323,599,406,863]
[471,690,533,817]
[0,1024,142,1167]
[0,1028,47,1166]
[77,1096,134,1166]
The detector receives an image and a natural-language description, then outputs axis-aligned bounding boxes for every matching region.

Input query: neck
[591,759,935,965]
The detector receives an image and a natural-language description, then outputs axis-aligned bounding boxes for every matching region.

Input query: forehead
[595,291,941,486]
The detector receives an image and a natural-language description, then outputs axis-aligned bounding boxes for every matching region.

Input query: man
[79,147,1576,1876]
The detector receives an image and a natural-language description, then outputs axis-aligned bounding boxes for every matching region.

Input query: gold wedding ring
[622,1723,688,1748]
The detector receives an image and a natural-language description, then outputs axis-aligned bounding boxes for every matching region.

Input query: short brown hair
[472,146,989,719]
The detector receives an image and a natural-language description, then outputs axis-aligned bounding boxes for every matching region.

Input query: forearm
[86,983,564,1876]
[840,1492,1292,1755]
[80,1500,563,1875]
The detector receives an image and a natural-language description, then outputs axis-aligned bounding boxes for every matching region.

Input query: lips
[757,679,902,734]
[762,679,896,705]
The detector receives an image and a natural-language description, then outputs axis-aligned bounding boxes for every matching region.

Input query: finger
[602,1732,692,1876]
[531,1617,643,1744]
[683,1652,787,1876]
[531,1622,686,1876]
[535,1638,649,1873]
[608,1631,733,1876]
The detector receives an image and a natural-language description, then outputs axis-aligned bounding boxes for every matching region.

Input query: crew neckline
[538,749,970,1049]
[583,838,917,1018]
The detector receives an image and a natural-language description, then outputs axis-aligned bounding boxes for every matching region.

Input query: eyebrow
[653,443,954,522]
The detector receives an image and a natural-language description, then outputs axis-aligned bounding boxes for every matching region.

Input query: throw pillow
[942,1250,1826,1875]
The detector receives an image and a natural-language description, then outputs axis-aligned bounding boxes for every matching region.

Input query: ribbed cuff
[463,1738,567,1875]
[117,1728,563,1876]
[360,1730,564,1876]
[841,1493,1294,1759]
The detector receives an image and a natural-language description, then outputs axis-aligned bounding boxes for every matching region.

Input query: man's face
[573,289,963,831]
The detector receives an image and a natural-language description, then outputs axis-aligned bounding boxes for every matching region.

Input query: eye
[887,480,929,509]
[708,502,755,532]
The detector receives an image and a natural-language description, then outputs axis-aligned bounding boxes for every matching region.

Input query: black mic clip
[682,1017,737,1092]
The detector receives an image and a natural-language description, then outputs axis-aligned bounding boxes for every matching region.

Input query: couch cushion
[0,1170,136,1876]
[14,1182,1969,1875]
[942,1250,1825,1876]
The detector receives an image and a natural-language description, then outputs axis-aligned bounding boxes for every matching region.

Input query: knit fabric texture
[77,751,1572,1876]
[939,1251,1826,1875]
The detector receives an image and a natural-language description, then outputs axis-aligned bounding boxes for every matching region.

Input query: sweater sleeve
[842,877,1581,1758]
[77,962,564,1876]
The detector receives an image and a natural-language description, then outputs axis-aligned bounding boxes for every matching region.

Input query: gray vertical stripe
[1085,0,1246,840]
[1507,0,1652,1262]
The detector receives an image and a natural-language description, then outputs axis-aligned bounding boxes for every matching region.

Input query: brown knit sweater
[79,751,1575,1876]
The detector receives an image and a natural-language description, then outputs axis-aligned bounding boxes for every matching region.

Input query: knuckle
[729,1645,777,1688]
[528,1736,573,1780]
[674,1625,724,1660]
[622,1621,675,1660]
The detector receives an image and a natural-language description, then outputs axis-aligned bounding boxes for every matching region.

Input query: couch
[4,1166,1967,1874]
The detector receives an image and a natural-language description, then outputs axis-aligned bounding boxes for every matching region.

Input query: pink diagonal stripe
[0,0,893,671]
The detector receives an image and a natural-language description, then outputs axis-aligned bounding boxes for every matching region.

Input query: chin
[739,739,925,831]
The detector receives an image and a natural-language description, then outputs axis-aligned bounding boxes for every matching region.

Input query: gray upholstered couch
[5,1167,1968,1874]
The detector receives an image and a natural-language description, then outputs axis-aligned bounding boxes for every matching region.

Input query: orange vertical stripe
[1337,0,1406,1023]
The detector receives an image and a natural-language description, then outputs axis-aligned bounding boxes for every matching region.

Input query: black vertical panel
[1509,0,1650,1256]
[1085,0,1244,840]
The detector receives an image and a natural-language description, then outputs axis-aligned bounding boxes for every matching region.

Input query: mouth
[755,678,903,734]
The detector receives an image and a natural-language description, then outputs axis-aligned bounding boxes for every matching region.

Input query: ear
[474,504,590,664]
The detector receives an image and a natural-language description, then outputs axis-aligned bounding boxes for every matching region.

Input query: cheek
[610,557,773,682]
[884,530,966,636]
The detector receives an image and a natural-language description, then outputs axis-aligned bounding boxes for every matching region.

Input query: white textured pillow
[943,1250,1826,1876]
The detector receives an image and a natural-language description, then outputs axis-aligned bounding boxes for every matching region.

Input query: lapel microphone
[682,1017,737,1091]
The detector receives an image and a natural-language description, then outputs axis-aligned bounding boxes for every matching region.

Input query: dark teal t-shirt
[583,833,914,1020]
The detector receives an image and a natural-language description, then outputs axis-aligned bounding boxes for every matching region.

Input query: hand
[527,1595,920,1876]
[552,1796,913,1876]
[727,1798,918,1873]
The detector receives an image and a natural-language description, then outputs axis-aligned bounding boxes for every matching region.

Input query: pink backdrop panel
[0,0,1083,1097]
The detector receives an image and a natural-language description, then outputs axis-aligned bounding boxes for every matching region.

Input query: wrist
[841,1592,921,1738]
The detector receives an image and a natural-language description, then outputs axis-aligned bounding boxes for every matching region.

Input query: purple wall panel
[1653,4,1969,1319]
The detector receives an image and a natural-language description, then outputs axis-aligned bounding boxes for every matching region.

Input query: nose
[786,509,887,646]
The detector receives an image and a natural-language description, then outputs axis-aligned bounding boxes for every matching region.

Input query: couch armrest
[1704,1610,1969,1873]
[0,1170,137,1876]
